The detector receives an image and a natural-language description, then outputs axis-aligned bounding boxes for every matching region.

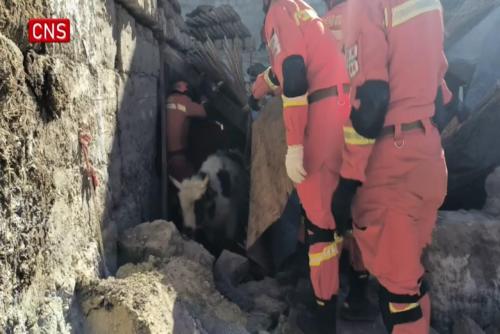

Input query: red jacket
[322,3,351,94]
[264,0,343,146]
[166,93,206,153]
[341,0,452,182]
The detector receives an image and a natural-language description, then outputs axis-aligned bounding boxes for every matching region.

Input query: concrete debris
[425,210,500,332]
[213,250,254,311]
[484,167,500,216]
[452,316,486,334]
[485,318,500,334]
[118,220,214,266]
[118,220,184,263]
[83,221,308,333]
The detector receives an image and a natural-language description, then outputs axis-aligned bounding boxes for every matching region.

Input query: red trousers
[298,165,342,302]
[295,96,348,302]
[352,120,447,333]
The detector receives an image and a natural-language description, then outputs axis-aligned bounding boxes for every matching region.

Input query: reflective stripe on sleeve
[294,8,318,25]
[282,94,308,108]
[167,103,187,113]
[390,0,442,28]
[343,127,376,146]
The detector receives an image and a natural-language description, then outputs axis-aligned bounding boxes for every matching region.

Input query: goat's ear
[169,176,182,189]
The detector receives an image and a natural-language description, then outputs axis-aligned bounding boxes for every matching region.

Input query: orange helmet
[174,81,189,93]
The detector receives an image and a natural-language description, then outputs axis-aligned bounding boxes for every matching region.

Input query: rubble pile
[78,220,294,333]
[425,167,500,333]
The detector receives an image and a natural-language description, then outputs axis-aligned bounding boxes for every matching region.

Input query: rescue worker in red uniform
[322,0,378,323]
[331,0,451,333]
[260,0,350,332]
[166,81,208,181]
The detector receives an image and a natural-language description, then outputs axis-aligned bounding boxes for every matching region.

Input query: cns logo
[28,19,71,43]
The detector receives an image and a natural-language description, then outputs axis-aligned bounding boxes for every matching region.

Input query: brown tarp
[246,97,294,270]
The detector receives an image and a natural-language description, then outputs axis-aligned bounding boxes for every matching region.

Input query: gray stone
[253,295,287,317]
[453,316,485,334]
[182,239,215,269]
[425,211,500,332]
[239,277,288,300]
[484,167,500,217]
[213,250,254,311]
[246,312,273,333]
[119,220,183,263]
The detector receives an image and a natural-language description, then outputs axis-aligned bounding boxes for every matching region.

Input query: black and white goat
[170,150,249,255]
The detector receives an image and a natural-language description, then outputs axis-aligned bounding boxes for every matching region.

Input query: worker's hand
[248,95,260,111]
[331,177,361,236]
[285,145,307,184]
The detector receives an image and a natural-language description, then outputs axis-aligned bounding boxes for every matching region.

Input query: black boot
[297,297,337,334]
[340,269,379,322]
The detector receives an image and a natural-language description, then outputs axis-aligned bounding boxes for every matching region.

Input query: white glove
[285,145,308,184]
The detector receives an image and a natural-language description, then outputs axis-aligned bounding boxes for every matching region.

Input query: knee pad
[304,218,336,246]
[378,285,424,333]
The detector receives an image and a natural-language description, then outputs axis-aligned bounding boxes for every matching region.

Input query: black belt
[308,84,350,104]
[379,120,426,138]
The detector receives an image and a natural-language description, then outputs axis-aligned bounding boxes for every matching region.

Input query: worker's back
[265,0,344,92]
[322,2,351,92]
[344,0,450,126]
[166,92,206,154]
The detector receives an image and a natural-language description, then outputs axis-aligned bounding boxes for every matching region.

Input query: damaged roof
[185,5,252,42]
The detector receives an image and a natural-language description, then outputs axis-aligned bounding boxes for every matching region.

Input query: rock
[118,220,183,263]
[80,255,257,334]
[115,257,157,278]
[182,239,214,269]
[452,316,485,334]
[79,272,193,334]
[485,319,500,334]
[119,220,215,267]
[213,250,254,311]
[246,312,273,333]
[253,294,287,317]
[215,250,250,284]
[425,211,500,332]
[158,257,249,333]
[239,277,288,300]
[484,167,500,217]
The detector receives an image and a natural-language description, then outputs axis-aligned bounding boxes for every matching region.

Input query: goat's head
[170,175,210,232]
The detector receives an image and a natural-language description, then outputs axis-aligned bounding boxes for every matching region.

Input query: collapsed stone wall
[0,0,166,331]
